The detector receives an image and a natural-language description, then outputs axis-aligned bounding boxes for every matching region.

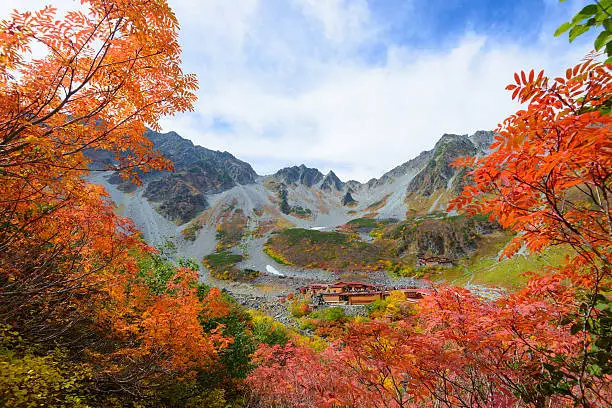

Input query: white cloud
[294,0,372,46]
[160,0,593,182]
[2,0,594,182]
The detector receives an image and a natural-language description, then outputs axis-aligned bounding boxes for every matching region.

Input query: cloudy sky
[2,0,595,182]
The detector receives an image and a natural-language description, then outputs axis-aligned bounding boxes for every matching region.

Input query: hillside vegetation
[265,228,389,271]
[264,214,510,276]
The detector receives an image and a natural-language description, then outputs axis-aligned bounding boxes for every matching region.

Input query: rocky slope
[102,130,258,223]
[403,132,494,214]
[273,165,324,187]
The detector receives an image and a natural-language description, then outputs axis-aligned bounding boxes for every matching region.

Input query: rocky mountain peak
[345,180,363,192]
[145,130,257,186]
[105,129,258,224]
[469,130,495,152]
[320,170,344,192]
[433,133,473,153]
[406,131,484,197]
[273,165,324,187]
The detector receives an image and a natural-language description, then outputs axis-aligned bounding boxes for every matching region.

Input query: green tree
[555,1,612,62]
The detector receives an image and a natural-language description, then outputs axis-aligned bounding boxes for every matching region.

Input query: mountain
[92,128,499,280]
[406,134,478,196]
[102,130,257,223]
[95,128,495,227]
[404,132,493,214]
[145,130,257,187]
[320,171,344,192]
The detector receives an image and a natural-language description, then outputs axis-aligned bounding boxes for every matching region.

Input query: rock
[146,130,257,188]
[469,130,495,151]
[273,164,324,187]
[406,134,478,197]
[320,170,344,191]
[144,176,208,223]
[341,191,357,206]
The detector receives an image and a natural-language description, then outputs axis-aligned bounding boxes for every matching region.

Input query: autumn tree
[0,0,234,402]
[447,4,612,403]
[448,56,611,406]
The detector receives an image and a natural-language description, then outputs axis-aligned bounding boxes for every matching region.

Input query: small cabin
[416,256,454,267]
[299,284,329,296]
[346,291,384,305]
[327,281,382,292]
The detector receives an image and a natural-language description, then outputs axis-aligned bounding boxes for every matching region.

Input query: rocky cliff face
[341,191,357,206]
[320,170,344,192]
[383,214,501,260]
[144,176,208,223]
[469,130,495,151]
[145,130,257,189]
[101,130,257,224]
[406,134,479,196]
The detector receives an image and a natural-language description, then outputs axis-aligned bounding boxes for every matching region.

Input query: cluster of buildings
[298,281,429,306]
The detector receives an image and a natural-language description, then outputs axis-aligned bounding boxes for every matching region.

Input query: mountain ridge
[95,128,494,238]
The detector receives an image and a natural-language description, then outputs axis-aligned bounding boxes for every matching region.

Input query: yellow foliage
[293,335,329,353]
[381,260,414,277]
[353,315,370,324]
[0,343,91,407]
[263,244,293,265]
[186,388,227,408]
[388,290,407,303]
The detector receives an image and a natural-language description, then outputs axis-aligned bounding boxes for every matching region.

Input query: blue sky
[369,0,546,51]
[1,0,595,182]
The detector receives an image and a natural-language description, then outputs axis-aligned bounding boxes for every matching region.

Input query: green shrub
[366,298,389,316]
[291,206,312,216]
[312,307,345,322]
[279,228,348,245]
[203,252,244,267]
[298,319,317,331]
[251,312,291,346]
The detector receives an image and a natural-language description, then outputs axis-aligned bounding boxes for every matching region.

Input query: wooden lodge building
[298,281,428,306]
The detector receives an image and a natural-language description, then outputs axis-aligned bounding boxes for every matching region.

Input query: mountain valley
[90,129,558,300]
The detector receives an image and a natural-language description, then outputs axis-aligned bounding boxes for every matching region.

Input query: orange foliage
[451,59,611,274]
[0,0,230,394]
